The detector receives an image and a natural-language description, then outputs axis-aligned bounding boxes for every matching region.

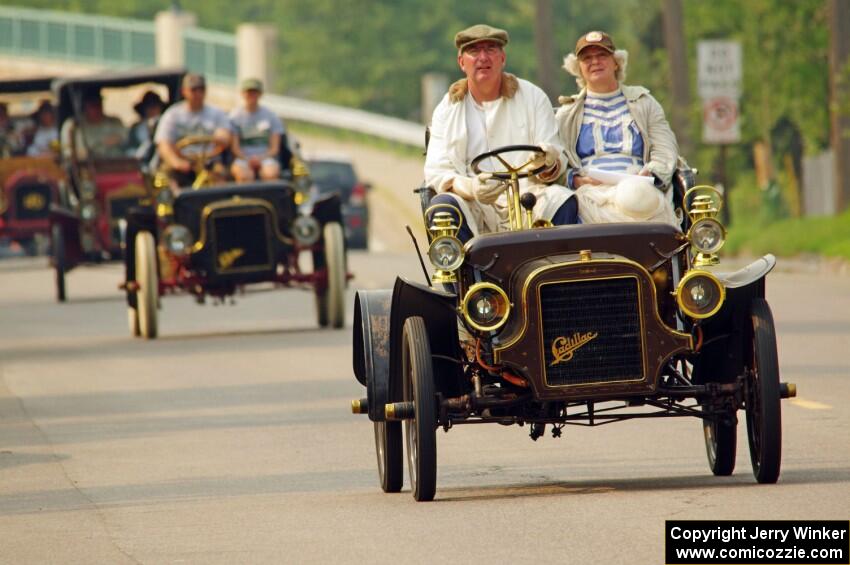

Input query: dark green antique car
[351,144,795,501]
[122,176,349,339]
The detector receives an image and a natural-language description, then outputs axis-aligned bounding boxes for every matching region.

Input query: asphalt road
[0,250,848,564]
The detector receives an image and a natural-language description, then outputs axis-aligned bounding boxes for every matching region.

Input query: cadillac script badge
[550,332,598,366]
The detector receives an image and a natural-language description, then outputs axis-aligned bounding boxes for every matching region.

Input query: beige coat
[425,73,573,236]
[555,84,678,187]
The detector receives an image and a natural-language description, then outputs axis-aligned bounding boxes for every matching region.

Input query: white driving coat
[424,73,574,235]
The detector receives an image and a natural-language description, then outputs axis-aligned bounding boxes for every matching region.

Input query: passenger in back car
[229,78,286,183]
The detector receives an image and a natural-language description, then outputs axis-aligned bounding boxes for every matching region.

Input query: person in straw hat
[556,30,680,226]
[424,23,577,242]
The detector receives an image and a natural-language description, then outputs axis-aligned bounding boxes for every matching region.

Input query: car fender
[693,254,775,384]
[388,277,464,411]
[353,289,392,421]
[311,193,343,226]
[716,253,775,291]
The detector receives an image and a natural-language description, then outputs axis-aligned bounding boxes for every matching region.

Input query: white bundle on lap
[576,177,678,226]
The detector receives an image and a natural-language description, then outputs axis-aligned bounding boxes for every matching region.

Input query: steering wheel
[175,134,226,168]
[470,144,547,180]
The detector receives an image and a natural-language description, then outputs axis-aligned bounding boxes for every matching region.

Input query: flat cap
[454,24,509,51]
[575,31,616,55]
[182,73,206,90]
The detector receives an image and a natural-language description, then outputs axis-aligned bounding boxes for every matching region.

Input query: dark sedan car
[307,155,369,249]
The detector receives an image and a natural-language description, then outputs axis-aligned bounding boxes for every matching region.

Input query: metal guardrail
[0,5,424,148]
[264,93,424,147]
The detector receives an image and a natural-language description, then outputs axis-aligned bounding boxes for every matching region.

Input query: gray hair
[563,49,628,90]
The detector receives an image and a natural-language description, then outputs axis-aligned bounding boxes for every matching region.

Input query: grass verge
[726,209,850,261]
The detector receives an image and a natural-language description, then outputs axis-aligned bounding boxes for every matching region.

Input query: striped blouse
[572,89,645,184]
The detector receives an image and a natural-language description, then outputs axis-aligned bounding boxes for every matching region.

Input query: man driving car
[425,24,577,242]
[155,73,231,189]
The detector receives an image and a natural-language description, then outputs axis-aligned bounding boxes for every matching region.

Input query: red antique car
[50,68,184,301]
[0,77,62,255]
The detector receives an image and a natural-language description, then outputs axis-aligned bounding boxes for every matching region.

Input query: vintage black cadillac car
[122,150,349,339]
[351,145,796,501]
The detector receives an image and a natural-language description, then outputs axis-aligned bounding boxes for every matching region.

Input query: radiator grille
[211,210,272,273]
[13,182,51,220]
[540,277,644,386]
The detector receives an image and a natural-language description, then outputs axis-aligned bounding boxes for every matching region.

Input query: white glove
[452,173,507,205]
[529,142,561,172]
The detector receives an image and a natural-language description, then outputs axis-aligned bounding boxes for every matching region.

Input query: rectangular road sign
[697,40,742,98]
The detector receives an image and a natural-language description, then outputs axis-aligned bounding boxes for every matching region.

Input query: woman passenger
[556,31,679,226]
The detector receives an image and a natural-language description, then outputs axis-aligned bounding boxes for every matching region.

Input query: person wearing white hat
[556,31,679,226]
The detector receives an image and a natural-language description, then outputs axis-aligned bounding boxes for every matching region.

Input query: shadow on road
[0,466,846,516]
[433,466,850,503]
[157,325,346,342]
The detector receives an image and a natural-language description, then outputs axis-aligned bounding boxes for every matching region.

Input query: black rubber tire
[314,222,345,328]
[402,316,437,502]
[128,307,140,338]
[324,222,346,329]
[374,421,403,493]
[746,298,782,484]
[135,231,159,340]
[51,223,66,303]
[703,411,737,476]
[315,293,329,328]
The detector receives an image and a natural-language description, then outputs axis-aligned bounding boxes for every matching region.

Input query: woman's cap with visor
[575,31,616,55]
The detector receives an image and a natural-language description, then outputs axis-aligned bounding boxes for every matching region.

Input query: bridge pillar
[421,72,449,124]
[236,24,278,91]
[155,9,197,68]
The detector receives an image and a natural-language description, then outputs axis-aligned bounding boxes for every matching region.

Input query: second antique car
[121,134,350,339]
[351,144,796,501]
[0,77,62,255]
[49,68,185,302]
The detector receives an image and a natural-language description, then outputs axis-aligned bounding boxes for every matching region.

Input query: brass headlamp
[424,204,464,284]
[684,185,726,268]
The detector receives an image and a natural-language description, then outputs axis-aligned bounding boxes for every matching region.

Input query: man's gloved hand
[528,142,561,172]
[452,173,508,205]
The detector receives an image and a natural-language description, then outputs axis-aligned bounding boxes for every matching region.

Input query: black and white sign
[698,40,742,144]
[698,40,742,98]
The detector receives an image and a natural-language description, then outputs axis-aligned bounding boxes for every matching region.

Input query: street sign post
[697,40,742,144]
